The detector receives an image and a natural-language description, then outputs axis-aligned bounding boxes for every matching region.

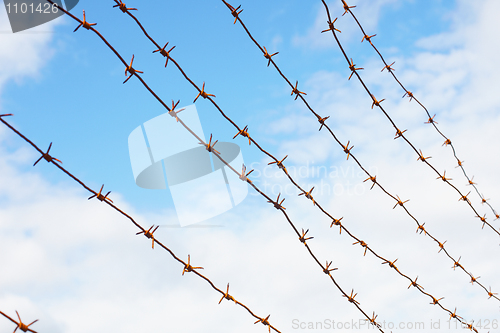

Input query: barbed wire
[0,113,281,333]
[104,0,496,329]
[218,0,499,319]
[0,310,38,333]
[318,0,500,239]
[10,1,395,331]
[338,0,499,223]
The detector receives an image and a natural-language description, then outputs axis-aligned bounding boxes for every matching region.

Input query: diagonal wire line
[0,310,38,333]
[37,1,392,331]
[318,1,499,238]
[0,114,281,333]
[338,0,500,223]
[109,0,496,327]
[219,0,499,314]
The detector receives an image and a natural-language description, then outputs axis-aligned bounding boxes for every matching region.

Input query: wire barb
[342,140,354,160]
[73,10,96,32]
[361,34,376,43]
[88,184,113,203]
[291,81,306,100]
[452,256,462,270]
[233,125,251,145]
[363,176,377,190]
[199,134,220,154]
[33,142,62,166]
[394,128,407,139]
[330,217,343,234]
[112,0,137,13]
[124,54,143,84]
[254,314,271,333]
[402,91,414,101]
[193,82,216,102]
[268,155,288,173]
[415,223,427,235]
[221,0,243,24]
[381,61,396,72]
[218,283,236,304]
[425,114,438,124]
[430,296,444,305]
[263,46,279,67]
[152,42,176,68]
[136,225,160,249]
[239,164,254,183]
[342,289,360,305]
[168,100,185,122]
[348,58,363,80]
[323,261,338,275]
[417,149,431,162]
[366,311,380,328]
[341,0,356,16]
[353,240,368,256]
[298,228,313,244]
[321,17,341,33]
[393,195,409,209]
[267,193,286,210]
[298,187,315,205]
[407,276,423,290]
[371,94,385,109]
[182,254,204,276]
[437,171,452,182]
[317,116,330,131]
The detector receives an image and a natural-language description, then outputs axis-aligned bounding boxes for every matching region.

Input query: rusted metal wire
[107,0,494,330]
[14,2,380,331]
[215,1,498,330]
[0,310,38,333]
[339,0,499,223]
[106,0,497,329]
[0,113,281,333]
[7,2,492,332]
[319,0,500,238]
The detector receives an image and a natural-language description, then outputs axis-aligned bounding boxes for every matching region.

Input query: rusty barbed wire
[0,113,281,333]
[0,310,38,333]
[216,0,496,326]
[115,0,499,327]
[11,1,492,331]
[102,0,494,329]
[319,0,500,239]
[339,0,500,223]
[105,0,481,329]
[20,2,391,331]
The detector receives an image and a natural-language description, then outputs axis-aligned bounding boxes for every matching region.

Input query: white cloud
[0,7,62,95]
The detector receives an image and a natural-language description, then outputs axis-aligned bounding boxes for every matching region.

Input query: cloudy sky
[1,0,499,332]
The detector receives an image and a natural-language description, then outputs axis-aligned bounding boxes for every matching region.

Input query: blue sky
[1,0,499,332]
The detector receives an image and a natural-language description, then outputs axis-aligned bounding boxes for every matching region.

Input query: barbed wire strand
[109,0,495,329]
[0,114,281,333]
[20,2,390,331]
[219,0,499,316]
[318,0,499,239]
[338,0,499,223]
[0,310,38,333]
